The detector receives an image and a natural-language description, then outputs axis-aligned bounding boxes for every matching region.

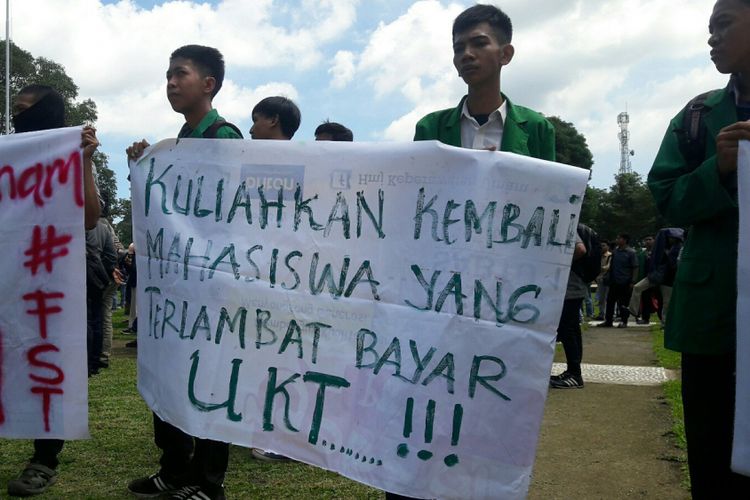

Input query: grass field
[1,309,381,499]
[651,325,689,489]
[2,308,693,498]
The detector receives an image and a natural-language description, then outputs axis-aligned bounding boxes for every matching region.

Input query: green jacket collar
[178,108,220,138]
[445,94,529,152]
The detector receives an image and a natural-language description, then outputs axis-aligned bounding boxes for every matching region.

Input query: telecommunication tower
[617,111,634,174]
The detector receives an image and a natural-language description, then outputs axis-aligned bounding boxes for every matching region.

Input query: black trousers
[682,352,750,499]
[153,413,229,492]
[605,283,632,324]
[557,298,583,375]
[31,439,65,469]
[86,285,104,372]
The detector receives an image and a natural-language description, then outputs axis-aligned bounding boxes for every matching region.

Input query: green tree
[579,185,608,235]
[0,41,98,128]
[547,116,606,234]
[548,116,594,170]
[115,199,133,248]
[92,151,120,218]
[597,172,666,243]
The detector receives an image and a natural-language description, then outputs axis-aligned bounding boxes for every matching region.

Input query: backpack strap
[203,120,244,139]
[677,90,719,170]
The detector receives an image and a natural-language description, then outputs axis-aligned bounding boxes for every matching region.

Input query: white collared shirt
[460,99,507,150]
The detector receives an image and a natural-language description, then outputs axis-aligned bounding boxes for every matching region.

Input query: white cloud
[356,0,464,98]
[329,50,356,89]
[349,0,724,186]
[96,79,299,139]
[10,0,355,99]
[8,0,346,140]
[3,0,731,191]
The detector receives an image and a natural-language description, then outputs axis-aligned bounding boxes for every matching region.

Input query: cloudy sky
[4,0,728,197]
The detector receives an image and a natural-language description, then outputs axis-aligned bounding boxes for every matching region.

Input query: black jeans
[682,351,750,499]
[31,439,65,469]
[153,413,229,492]
[557,298,584,375]
[605,283,632,324]
[86,285,104,372]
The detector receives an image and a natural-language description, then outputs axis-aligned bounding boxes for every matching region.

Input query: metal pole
[5,0,9,134]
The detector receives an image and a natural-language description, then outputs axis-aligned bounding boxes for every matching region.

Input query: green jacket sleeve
[539,119,556,162]
[647,115,735,226]
[414,114,438,142]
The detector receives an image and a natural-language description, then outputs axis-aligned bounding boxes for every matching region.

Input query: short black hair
[170,45,225,97]
[618,233,631,244]
[453,4,513,44]
[314,121,353,141]
[252,96,301,139]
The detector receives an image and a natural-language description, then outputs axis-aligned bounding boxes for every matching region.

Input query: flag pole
[5,0,10,134]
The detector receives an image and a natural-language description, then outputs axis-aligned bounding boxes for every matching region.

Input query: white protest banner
[131,139,588,499]
[733,140,750,475]
[0,127,88,439]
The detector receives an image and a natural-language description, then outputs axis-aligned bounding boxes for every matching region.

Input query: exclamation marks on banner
[396,397,462,467]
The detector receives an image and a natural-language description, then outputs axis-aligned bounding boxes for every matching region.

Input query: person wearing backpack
[126,44,242,500]
[648,0,750,495]
[550,227,591,389]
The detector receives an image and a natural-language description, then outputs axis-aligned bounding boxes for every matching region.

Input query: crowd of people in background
[583,230,685,330]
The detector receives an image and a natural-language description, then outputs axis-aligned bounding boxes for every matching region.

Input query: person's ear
[500,43,515,66]
[203,76,217,96]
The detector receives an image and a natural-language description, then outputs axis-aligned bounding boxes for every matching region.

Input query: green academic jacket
[413,95,556,161]
[648,83,738,355]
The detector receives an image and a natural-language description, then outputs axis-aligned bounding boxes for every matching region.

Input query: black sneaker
[550,372,584,389]
[596,321,613,328]
[7,463,57,497]
[616,322,628,328]
[127,472,179,498]
[550,370,570,382]
[168,485,226,500]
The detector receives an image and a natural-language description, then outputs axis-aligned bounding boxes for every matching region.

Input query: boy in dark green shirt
[126,44,241,500]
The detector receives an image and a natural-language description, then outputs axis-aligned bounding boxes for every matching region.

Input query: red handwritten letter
[23,290,65,339]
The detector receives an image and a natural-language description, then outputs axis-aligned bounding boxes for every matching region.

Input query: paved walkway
[529,321,688,499]
[551,362,678,386]
[549,319,679,386]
